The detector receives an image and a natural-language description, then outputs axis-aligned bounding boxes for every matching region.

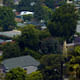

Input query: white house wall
[26,66,38,74]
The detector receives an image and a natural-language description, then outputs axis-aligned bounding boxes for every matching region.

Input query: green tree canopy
[33,2,44,21]
[41,0,65,9]
[2,42,21,59]
[17,0,39,11]
[6,67,27,80]
[74,46,80,56]
[24,48,41,59]
[0,7,16,31]
[40,54,64,80]
[47,4,78,40]
[34,4,53,21]
[42,5,53,22]
[15,25,40,50]
[3,0,14,7]
[23,14,33,21]
[40,37,62,54]
[27,71,43,80]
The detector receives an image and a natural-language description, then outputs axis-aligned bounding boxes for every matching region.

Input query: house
[17,23,25,27]
[20,11,34,16]
[0,30,21,38]
[76,21,80,33]
[74,0,80,9]
[14,0,21,5]
[15,15,23,22]
[0,39,5,44]
[74,0,80,4]
[67,0,80,4]
[67,0,73,4]
[66,0,80,9]
[2,55,40,74]
[0,0,3,6]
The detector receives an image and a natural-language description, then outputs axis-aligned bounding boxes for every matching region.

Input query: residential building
[0,30,21,38]
[14,0,20,5]
[0,39,5,44]
[2,55,40,74]
[20,11,34,16]
[67,0,73,4]
[76,21,80,33]
[0,0,3,6]
[15,15,23,22]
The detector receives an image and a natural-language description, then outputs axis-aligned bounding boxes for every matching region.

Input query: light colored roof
[76,24,80,33]
[77,21,80,24]
[20,11,34,16]
[0,39,5,44]
[66,42,80,47]
[2,55,40,70]
[17,23,25,27]
[0,30,21,38]
[66,43,75,47]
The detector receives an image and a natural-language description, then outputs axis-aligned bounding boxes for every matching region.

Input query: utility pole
[60,61,63,80]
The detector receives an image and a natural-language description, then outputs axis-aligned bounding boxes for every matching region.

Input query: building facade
[0,0,3,6]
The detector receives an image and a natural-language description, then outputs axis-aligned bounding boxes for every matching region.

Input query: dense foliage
[2,42,21,59]
[40,54,64,80]
[42,0,65,9]
[15,25,40,50]
[3,0,14,7]
[27,71,43,80]
[6,67,27,80]
[6,68,43,80]
[16,0,38,11]
[0,7,16,31]
[0,0,80,79]
[47,4,78,40]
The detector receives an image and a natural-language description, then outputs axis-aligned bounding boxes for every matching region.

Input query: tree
[34,2,53,21]
[76,67,80,79]
[24,48,41,59]
[15,25,40,51]
[74,46,80,56]
[47,4,78,40]
[64,55,80,79]
[23,14,33,21]
[33,2,44,21]
[41,0,65,9]
[17,0,38,11]
[5,67,27,80]
[2,42,21,59]
[40,54,64,80]
[42,5,53,22]
[40,37,62,54]
[0,7,16,31]
[3,0,14,7]
[27,71,43,80]
[39,29,51,40]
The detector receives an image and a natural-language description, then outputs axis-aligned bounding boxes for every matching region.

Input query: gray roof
[76,24,80,33]
[2,55,40,70]
[17,23,25,27]
[0,39,5,44]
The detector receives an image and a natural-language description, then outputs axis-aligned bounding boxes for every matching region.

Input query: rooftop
[0,30,21,38]
[2,55,40,70]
